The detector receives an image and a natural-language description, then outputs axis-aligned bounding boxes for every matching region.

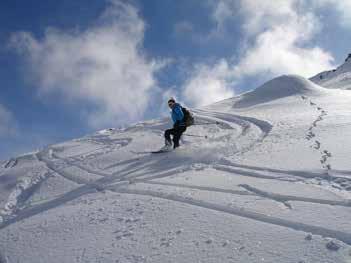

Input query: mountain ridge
[310,53,351,90]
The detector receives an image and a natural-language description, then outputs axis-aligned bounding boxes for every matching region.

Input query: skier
[162,98,187,151]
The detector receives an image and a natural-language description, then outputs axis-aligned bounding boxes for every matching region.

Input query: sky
[0,0,351,160]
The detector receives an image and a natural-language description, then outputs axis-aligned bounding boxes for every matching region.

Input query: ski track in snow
[238,184,351,208]
[3,163,351,246]
[112,188,351,246]
[72,138,132,162]
[2,108,351,249]
[0,184,340,239]
[216,160,351,189]
[193,109,273,149]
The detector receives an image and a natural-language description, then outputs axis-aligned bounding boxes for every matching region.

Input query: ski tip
[152,150,172,154]
[130,149,171,154]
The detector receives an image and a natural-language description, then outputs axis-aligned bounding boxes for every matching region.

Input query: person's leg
[164,128,173,145]
[172,127,186,148]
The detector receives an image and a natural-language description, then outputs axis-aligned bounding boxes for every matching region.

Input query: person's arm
[172,105,184,128]
[173,105,184,121]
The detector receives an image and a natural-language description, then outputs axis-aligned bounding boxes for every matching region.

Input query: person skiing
[162,97,187,151]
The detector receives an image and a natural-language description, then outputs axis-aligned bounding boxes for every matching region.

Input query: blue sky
[1,0,351,159]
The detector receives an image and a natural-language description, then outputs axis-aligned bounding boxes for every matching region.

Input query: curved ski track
[193,109,273,152]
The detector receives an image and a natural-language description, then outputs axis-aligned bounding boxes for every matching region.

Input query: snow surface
[1,73,351,262]
[311,54,351,90]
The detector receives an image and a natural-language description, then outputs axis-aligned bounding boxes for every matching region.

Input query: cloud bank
[182,60,235,107]
[234,0,334,78]
[311,0,351,28]
[10,0,162,128]
[182,0,339,107]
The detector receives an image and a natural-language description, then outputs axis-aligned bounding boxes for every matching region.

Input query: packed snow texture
[1,71,351,262]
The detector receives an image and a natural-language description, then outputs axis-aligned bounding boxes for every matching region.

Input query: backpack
[181,107,194,127]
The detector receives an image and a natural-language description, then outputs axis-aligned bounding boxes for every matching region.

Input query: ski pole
[184,134,208,139]
[192,121,220,126]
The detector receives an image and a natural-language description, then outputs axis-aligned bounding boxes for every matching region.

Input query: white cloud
[0,104,18,138]
[211,0,237,31]
[234,2,335,78]
[310,0,351,28]
[182,60,235,107]
[181,0,335,107]
[239,0,297,36]
[331,2,351,27]
[10,0,163,128]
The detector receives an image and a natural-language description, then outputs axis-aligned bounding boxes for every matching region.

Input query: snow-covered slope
[310,54,351,90]
[1,75,351,262]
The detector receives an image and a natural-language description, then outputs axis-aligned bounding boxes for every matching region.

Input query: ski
[151,149,173,154]
[183,134,208,139]
[130,149,172,155]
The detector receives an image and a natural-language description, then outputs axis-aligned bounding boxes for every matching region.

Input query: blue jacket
[171,103,186,127]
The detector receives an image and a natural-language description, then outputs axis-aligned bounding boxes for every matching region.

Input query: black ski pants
[164,126,186,148]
